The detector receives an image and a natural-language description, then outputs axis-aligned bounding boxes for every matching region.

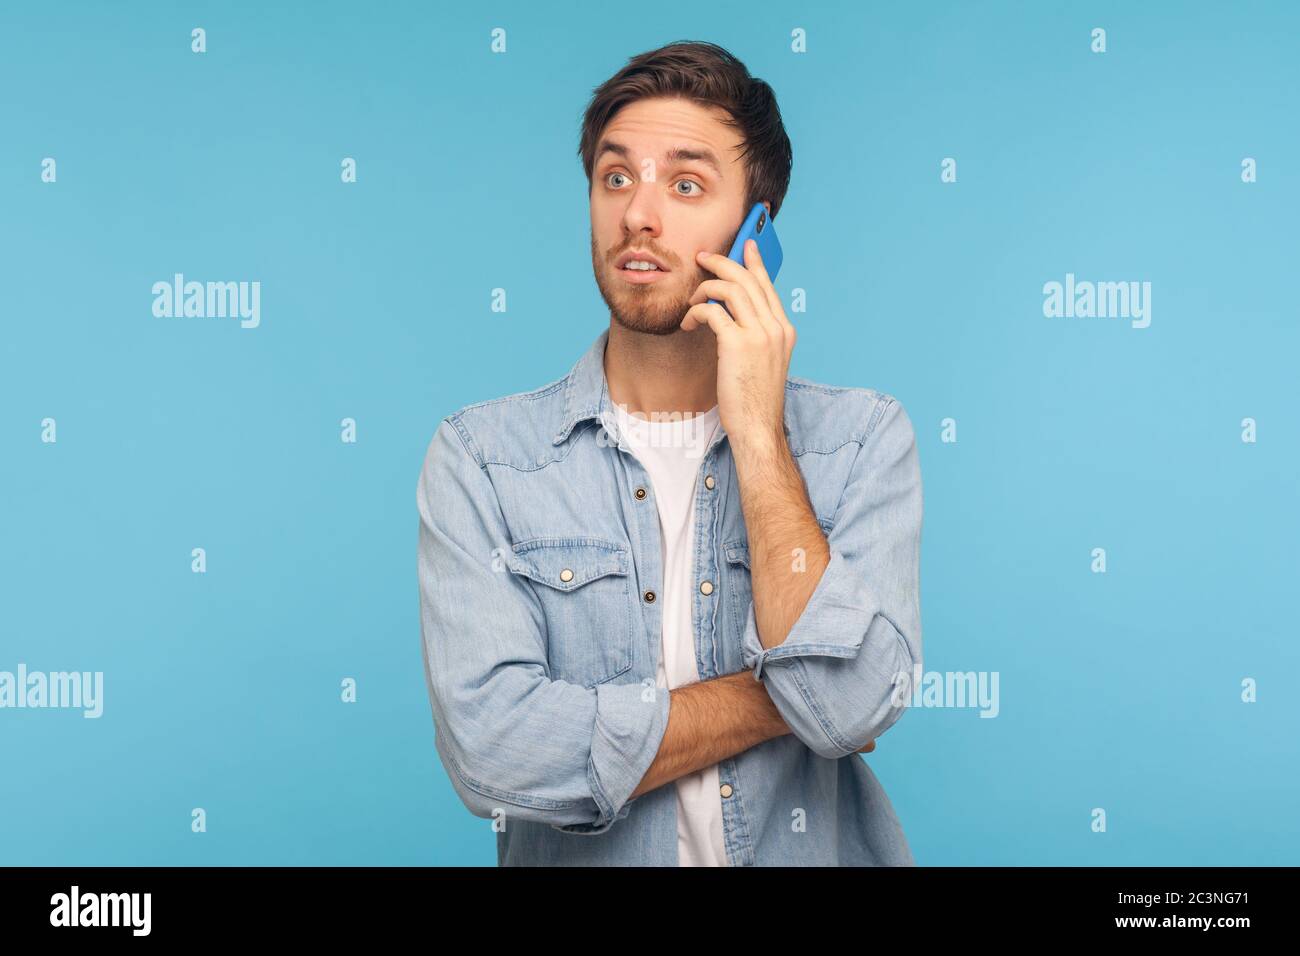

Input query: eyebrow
[594,140,724,178]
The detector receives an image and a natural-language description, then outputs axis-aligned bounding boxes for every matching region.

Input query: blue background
[2,0,1296,865]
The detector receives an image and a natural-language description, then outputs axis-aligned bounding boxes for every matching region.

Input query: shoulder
[783,375,913,457]
[431,372,574,471]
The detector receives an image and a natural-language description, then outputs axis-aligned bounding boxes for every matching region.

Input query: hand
[857,740,876,754]
[681,238,795,449]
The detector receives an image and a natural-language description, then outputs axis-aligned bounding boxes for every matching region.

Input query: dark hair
[577,41,793,220]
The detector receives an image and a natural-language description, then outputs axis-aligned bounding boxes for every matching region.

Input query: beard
[591,231,710,336]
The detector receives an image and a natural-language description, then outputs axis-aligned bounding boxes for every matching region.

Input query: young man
[417,41,923,866]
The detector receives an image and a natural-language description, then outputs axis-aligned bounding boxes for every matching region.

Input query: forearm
[732,430,831,650]
[629,671,791,799]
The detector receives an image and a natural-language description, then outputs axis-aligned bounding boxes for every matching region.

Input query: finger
[704,244,777,338]
[857,740,876,753]
[680,301,738,337]
[742,238,792,336]
[696,251,768,330]
[688,277,761,330]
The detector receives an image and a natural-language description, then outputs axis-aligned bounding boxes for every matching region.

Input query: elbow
[768,611,919,759]
[425,676,668,834]
[803,682,910,760]
[435,728,606,830]
[836,678,912,756]
[837,615,919,753]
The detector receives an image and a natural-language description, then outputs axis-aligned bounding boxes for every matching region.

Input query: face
[589,96,760,336]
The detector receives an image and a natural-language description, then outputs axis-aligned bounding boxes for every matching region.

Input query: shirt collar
[553,328,612,446]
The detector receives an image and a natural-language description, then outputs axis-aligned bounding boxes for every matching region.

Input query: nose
[620,178,663,242]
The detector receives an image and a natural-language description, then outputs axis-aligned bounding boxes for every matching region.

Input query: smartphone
[706,202,783,314]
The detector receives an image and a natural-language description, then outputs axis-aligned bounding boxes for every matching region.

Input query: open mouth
[616,253,670,283]
[615,248,671,274]
[618,263,669,282]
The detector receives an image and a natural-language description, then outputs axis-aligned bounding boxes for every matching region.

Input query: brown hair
[577,41,793,220]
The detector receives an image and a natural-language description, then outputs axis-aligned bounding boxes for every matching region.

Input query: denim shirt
[417,328,923,866]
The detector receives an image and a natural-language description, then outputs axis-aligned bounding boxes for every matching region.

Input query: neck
[604,320,718,416]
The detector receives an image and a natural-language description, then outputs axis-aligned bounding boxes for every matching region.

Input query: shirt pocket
[504,537,635,688]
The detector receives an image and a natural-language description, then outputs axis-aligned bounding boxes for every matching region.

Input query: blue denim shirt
[417,328,923,865]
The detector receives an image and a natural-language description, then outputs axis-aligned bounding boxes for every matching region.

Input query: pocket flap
[723,540,751,569]
[507,538,630,591]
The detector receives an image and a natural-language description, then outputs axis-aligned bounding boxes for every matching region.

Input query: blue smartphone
[706,202,783,313]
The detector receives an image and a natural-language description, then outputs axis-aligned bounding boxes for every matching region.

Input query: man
[417,41,923,866]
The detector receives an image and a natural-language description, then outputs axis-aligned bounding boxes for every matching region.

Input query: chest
[484,427,851,688]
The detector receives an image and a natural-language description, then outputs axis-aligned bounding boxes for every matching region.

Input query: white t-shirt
[609,401,729,867]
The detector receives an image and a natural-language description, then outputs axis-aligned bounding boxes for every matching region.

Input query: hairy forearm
[630,672,791,799]
[732,430,831,650]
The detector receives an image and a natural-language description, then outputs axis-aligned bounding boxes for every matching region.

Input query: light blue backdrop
[2,0,1296,865]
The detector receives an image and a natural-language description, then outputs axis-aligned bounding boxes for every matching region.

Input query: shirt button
[644,590,656,603]
[699,580,714,595]
[559,568,574,583]
[634,487,647,500]
[704,475,715,490]
[719,784,733,798]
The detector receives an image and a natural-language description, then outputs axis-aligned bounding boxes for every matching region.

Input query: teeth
[623,261,660,271]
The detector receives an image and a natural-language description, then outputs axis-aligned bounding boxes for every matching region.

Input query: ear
[761,200,772,218]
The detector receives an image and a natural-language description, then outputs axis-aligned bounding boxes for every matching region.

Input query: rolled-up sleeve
[418,417,670,834]
[739,396,922,759]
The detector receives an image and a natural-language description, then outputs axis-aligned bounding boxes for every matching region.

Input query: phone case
[706,202,783,313]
